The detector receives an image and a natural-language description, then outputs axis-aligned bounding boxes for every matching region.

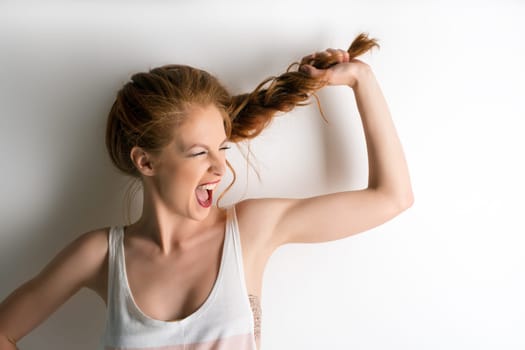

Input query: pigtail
[228,32,379,142]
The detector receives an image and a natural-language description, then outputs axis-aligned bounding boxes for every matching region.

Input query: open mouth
[195,182,218,208]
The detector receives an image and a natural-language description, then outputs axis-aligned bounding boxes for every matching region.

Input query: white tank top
[99,206,257,349]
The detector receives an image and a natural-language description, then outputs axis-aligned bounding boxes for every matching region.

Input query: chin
[188,203,213,221]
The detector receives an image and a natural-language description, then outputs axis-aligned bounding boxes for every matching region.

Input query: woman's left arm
[237,50,413,248]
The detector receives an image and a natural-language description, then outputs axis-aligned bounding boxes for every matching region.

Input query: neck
[126,188,222,256]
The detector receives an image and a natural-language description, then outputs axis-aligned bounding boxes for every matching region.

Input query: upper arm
[0,229,108,343]
[238,188,413,250]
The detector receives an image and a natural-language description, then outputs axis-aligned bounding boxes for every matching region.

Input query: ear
[130,146,156,176]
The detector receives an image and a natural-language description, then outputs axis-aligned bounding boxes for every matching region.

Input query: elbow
[377,187,413,215]
[396,188,414,212]
[370,186,414,217]
[403,193,414,211]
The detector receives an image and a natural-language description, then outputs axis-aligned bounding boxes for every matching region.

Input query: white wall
[1,1,524,349]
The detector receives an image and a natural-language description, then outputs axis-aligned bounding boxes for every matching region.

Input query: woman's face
[152,104,229,221]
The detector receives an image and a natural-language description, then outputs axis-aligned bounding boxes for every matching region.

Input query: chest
[123,236,223,322]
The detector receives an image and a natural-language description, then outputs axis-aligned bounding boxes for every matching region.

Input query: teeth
[198,183,217,190]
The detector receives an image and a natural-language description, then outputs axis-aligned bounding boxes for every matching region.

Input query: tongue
[196,188,209,202]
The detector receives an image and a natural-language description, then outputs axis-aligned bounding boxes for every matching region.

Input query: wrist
[350,62,373,89]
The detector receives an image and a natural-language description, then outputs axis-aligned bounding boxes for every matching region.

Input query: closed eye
[190,146,229,157]
[190,151,207,157]
[189,143,230,157]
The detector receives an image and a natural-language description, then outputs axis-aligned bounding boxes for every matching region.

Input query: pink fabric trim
[105,332,254,350]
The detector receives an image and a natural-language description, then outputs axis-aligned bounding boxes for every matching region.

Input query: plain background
[1,1,524,349]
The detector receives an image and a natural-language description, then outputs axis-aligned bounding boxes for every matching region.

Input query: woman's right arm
[0,229,108,349]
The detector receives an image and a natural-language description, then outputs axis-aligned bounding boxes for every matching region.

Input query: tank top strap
[227,205,262,342]
[106,226,124,311]
[227,205,250,298]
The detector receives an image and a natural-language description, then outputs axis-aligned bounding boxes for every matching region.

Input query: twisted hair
[105,33,379,221]
[228,32,379,141]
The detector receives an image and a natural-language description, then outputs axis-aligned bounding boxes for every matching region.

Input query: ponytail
[228,32,379,142]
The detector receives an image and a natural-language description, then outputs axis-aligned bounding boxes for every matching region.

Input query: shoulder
[233,198,295,250]
[0,228,113,335]
[49,227,109,290]
[47,227,111,289]
[69,227,110,259]
[235,196,301,220]
[235,198,290,227]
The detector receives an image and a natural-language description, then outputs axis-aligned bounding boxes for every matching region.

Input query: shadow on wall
[0,60,130,350]
[319,87,369,192]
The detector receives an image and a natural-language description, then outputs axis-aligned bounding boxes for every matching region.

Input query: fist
[299,48,370,88]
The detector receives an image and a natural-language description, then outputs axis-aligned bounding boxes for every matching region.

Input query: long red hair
[105,33,379,220]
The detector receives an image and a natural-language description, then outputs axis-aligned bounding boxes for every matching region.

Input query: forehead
[174,104,226,146]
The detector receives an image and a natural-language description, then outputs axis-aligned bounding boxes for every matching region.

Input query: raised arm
[0,229,108,349]
[237,48,413,249]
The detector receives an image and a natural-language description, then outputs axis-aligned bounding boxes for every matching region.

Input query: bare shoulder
[57,227,109,271]
[0,227,111,341]
[235,198,291,229]
[70,227,110,258]
[234,197,295,250]
[35,227,111,296]
[67,227,110,290]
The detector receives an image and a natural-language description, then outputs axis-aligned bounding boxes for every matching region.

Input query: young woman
[0,33,413,349]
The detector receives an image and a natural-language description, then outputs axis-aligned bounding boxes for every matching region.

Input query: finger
[314,51,334,68]
[316,50,331,59]
[302,51,331,67]
[343,50,350,62]
[326,48,346,62]
[299,64,327,78]
[300,53,316,65]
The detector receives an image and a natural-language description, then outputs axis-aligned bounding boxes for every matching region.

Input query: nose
[209,152,226,176]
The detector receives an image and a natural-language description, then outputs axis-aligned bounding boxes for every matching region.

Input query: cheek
[166,162,208,196]
[178,162,208,182]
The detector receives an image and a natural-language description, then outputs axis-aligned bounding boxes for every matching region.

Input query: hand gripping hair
[228,32,380,142]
